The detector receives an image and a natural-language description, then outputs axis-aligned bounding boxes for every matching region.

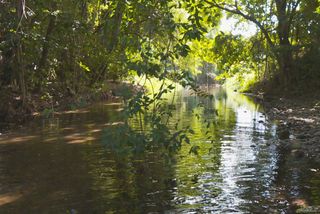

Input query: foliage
[102,79,196,155]
[0,0,320,153]
[202,0,320,91]
[225,69,258,92]
[1,0,318,99]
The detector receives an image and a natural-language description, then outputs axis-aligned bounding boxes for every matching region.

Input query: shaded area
[0,88,319,213]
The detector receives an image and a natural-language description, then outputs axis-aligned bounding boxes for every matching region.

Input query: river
[0,87,319,213]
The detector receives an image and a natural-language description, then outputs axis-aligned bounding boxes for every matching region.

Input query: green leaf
[79,61,91,72]
[189,145,200,155]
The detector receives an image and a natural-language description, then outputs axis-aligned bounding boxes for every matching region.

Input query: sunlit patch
[89,129,102,134]
[292,198,308,208]
[67,136,96,144]
[56,109,90,115]
[43,137,58,143]
[64,133,96,144]
[32,112,40,116]
[0,192,23,206]
[104,102,123,106]
[86,123,96,127]
[0,135,37,144]
[104,122,125,126]
[289,116,315,123]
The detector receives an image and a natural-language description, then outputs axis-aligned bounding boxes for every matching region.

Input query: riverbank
[262,94,320,163]
[0,81,140,133]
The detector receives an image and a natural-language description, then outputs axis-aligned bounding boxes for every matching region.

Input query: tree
[202,0,319,89]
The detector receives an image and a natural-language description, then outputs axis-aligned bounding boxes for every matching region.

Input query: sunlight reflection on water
[0,87,319,213]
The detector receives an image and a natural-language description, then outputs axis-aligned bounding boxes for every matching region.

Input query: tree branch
[204,0,275,48]
[288,0,301,29]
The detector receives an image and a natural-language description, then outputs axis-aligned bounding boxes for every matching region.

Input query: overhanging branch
[204,0,275,48]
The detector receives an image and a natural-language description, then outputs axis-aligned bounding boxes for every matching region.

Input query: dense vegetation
[0,0,319,123]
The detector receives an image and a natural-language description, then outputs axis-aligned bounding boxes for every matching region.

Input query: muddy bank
[0,81,142,133]
[262,95,320,163]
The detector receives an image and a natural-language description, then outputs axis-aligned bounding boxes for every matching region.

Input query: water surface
[0,87,319,213]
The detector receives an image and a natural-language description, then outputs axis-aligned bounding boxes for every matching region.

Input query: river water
[0,87,319,213]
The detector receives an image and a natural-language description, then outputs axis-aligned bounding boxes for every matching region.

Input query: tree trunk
[16,0,27,105]
[276,43,293,90]
[36,3,57,91]
[275,0,293,90]
[107,0,125,52]
[16,44,26,103]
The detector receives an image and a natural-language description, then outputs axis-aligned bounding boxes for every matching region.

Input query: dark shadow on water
[0,87,319,213]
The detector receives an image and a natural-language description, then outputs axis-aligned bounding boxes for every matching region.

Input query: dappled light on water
[0,87,319,213]
[0,135,37,144]
[55,109,91,115]
[0,192,23,206]
[64,134,97,145]
[103,102,123,106]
